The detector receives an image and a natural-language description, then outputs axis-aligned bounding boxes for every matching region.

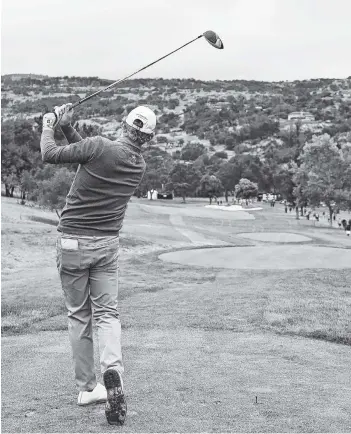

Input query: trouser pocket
[57,237,82,270]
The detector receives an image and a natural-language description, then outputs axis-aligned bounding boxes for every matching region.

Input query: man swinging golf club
[41,103,156,426]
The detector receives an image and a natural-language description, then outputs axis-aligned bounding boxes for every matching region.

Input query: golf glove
[42,105,65,131]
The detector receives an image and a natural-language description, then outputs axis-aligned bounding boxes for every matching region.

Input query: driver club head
[203,30,224,49]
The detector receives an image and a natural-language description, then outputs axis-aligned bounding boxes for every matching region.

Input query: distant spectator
[346,223,351,236]
[341,219,347,229]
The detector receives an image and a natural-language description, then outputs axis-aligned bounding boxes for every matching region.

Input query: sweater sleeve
[40,129,102,164]
[60,124,83,144]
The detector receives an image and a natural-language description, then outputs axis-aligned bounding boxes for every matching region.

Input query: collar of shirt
[117,135,143,153]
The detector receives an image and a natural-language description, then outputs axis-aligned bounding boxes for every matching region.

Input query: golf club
[68,30,224,110]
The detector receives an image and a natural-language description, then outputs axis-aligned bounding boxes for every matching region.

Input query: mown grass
[2,197,351,433]
[1,197,351,346]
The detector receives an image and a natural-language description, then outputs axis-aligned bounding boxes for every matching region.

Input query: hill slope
[2,75,351,158]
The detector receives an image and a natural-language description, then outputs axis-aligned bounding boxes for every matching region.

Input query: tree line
[2,117,350,226]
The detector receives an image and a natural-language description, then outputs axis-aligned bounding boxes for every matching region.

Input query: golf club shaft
[71,34,203,109]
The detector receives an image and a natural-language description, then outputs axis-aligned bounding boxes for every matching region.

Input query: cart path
[169,214,229,245]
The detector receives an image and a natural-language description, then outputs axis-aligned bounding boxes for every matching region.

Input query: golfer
[41,103,156,426]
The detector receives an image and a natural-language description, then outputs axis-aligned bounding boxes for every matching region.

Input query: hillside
[2,74,351,160]
[2,74,351,210]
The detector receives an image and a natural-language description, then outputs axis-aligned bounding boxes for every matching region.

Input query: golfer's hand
[42,112,59,131]
[42,104,67,131]
[58,103,74,126]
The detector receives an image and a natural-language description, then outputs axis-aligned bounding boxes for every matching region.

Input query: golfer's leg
[90,243,123,375]
[57,239,96,391]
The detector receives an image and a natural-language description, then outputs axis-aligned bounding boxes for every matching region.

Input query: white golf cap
[125,106,156,135]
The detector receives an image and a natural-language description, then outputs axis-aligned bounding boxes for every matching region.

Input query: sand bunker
[205,205,262,211]
[237,232,312,243]
[159,246,351,270]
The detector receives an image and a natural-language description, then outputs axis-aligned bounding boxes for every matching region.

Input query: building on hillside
[287,111,315,121]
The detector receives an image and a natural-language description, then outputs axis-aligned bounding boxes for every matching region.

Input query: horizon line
[2,73,351,83]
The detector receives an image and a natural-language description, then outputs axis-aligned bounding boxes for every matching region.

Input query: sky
[1,0,351,82]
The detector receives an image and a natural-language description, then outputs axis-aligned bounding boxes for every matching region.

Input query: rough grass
[1,298,66,334]
[263,295,351,345]
[251,270,351,345]
[127,256,351,345]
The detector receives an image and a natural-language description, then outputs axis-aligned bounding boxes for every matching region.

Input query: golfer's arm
[40,129,101,164]
[60,124,83,144]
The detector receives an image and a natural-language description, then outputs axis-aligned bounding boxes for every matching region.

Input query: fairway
[2,197,351,433]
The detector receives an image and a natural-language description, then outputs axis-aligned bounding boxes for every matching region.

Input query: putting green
[238,232,312,243]
[159,246,351,270]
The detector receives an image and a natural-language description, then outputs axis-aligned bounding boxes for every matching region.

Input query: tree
[1,120,42,197]
[274,163,297,205]
[173,183,190,203]
[156,135,168,144]
[216,162,241,202]
[293,134,351,225]
[19,170,37,203]
[180,142,206,161]
[214,151,228,159]
[228,154,264,190]
[260,151,280,194]
[137,169,163,196]
[136,147,175,196]
[198,174,223,204]
[36,167,75,210]
[169,163,202,200]
[234,178,258,200]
